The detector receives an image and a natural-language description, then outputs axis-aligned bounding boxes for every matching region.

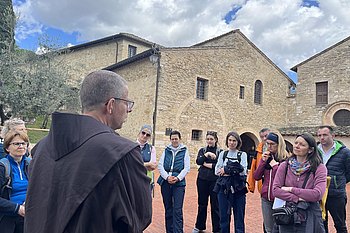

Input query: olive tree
[0,2,80,127]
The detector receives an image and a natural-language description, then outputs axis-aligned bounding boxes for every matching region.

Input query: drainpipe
[152,48,161,146]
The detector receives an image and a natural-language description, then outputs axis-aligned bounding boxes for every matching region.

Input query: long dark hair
[294,133,322,172]
[206,131,218,147]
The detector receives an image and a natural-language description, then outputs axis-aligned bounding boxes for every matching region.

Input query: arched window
[254,80,263,104]
[333,109,350,126]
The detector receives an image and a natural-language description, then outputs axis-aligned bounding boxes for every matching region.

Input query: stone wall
[111,56,158,142]
[152,33,292,158]
[59,39,152,83]
[291,38,350,126]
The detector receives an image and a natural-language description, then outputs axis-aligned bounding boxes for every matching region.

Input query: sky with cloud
[13,0,350,82]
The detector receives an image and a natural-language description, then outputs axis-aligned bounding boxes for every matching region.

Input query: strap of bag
[284,160,311,189]
[0,158,11,180]
[301,170,311,189]
[223,150,228,162]
[0,158,12,196]
[223,151,242,163]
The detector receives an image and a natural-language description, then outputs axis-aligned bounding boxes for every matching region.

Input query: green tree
[0,0,16,125]
[0,2,80,128]
[0,0,15,52]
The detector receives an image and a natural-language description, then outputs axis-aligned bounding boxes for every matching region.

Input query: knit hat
[266,132,278,143]
[140,125,152,135]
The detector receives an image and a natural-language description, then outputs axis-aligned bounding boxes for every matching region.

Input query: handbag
[272,162,311,225]
[272,202,297,225]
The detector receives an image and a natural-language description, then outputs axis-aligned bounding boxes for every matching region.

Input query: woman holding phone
[253,130,288,233]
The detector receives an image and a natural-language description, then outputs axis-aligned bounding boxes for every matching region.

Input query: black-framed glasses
[266,142,278,147]
[10,142,28,147]
[106,97,134,111]
[141,131,151,137]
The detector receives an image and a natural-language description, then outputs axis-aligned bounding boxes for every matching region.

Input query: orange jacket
[247,142,264,193]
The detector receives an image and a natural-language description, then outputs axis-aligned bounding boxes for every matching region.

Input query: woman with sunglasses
[253,131,289,233]
[0,130,31,233]
[273,133,327,233]
[137,125,157,191]
[192,131,222,233]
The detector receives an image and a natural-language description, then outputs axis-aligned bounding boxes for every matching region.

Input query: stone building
[102,30,295,159]
[59,29,350,161]
[281,35,350,146]
[58,32,158,82]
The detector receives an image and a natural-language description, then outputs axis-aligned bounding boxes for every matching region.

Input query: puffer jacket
[318,140,350,197]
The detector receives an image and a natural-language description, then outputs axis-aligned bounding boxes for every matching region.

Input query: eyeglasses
[10,142,28,147]
[141,131,151,137]
[266,142,278,147]
[106,97,134,111]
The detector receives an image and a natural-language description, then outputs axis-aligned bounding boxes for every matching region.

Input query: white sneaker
[192,228,201,233]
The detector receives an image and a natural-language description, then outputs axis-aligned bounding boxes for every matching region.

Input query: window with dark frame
[196,78,208,100]
[333,109,350,126]
[191,130,202,141]
[254,80,263,104]
[239,86,245,99]
[316,82,328,105]
[165,128,172,136]
[128,45,137,58]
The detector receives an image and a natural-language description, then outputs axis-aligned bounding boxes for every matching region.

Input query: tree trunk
[41,114,49,129]
[0,104,7,126]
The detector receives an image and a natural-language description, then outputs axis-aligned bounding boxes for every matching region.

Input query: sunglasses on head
[141,131,151,137]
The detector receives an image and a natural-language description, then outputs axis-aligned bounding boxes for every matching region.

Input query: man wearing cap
[137,125,157,190]
[25,70,152,233]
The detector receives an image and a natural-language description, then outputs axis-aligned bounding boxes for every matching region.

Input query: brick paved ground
[145,169,350,233]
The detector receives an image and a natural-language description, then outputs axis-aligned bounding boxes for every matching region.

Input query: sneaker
[192,228,200,233]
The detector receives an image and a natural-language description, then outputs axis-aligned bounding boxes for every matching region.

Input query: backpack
[222,150,242,163]
[0,157,31,195]
[202,147,222,158]
[213,150,247,194]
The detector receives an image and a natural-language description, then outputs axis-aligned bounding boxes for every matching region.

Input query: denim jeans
[161,182,186,233]
[217,189,246,233]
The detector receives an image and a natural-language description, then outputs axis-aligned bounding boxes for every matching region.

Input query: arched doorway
[240,132,259,170]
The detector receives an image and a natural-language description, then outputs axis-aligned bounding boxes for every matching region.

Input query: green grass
[26,115,51,143]
[28,130,49,143]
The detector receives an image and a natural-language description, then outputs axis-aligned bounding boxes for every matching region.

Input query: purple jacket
[273,160,327,203]
[253,159,279,201]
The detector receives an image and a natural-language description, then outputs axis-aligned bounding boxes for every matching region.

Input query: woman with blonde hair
[253,130,288,233]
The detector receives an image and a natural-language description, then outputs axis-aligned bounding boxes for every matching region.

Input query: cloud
[14,0,43,41]
[14,0,350,76]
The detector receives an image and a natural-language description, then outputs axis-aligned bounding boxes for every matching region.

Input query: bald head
[80,70,127,112]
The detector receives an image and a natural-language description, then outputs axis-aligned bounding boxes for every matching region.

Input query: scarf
[288,156,311,176]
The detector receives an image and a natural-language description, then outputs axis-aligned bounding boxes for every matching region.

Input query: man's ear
[105,98,114,114]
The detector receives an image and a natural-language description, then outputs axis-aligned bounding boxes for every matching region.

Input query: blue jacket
[0,142,4,158]
[318,140,350,197]
[141,143,152,162]
[0,155,30,220]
